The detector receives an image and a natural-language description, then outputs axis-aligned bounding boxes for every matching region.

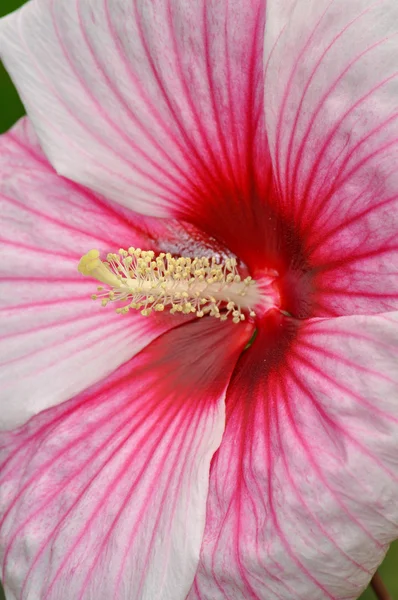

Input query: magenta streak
[201,1,237,191]
[2,389,148,581]
[0,236,78,261]
[16,9,168,208]
[305,326,398,357]
[286,1,382,203]
[305,113,398,234]
[102,0,203,202]
[208,402,294,600]
[164,0,229,192]
[273,375,370,573]
[293,350,398,445]
[0,304,120,343]
[265,376,336,599]
[315,243,398,276]
[242,1,264,201]
[6,131,153,238]
[131,0,225,208]
[0,320,132,380]
[315,287,398,300]
[233,401,281,600]
[319,131,398,223]
[5,132,156,239]
[0,192,123,247]
[263,21,288,199]
[0,295,91,313]
[49,0,182,204]
[0,321,172,478]
[223,8,243,192]
[292,33,395,226]
[288,366,398,520]
[75,0,196,204]
[299,339,397,386]
[0,276,86,283]
[274,0,336,197]
[43,398,184,599]
[330,110,398,184]
[19,396,170,599]
[115,401,206,599]
[211,414,267,600]
[244,410,293,599]
[301,72,398,230]
[306,192,398,255]
[276,380,371,575]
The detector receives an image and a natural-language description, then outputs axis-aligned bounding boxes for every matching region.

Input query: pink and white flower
[1,1,398,599]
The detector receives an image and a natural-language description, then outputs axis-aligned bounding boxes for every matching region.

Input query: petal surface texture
[0,317,251,600]
[0,0,267,219]
[264,0,398,315]
[189,312,398,600]
[0,119,180,429]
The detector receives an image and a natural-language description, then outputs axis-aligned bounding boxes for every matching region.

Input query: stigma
[78,248,277,323]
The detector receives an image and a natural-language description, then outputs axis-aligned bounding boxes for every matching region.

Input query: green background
[0,1,397,598]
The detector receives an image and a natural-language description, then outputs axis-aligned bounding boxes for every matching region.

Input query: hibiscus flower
[1,1,398,599]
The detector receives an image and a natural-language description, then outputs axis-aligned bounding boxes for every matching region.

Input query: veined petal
[0,317,251,600]
[189,311,398,600]
[264,0,398,316]
[0,0,268,221]
[0,119,182,429]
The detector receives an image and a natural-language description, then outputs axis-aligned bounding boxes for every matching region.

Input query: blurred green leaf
[0,0,27,134]
[0,61,25,133]
[0,0,27,18]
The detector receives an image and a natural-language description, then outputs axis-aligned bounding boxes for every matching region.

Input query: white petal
[189,311,398,600]
[0,0,267,219]
[0,317,251,600]
[263,0,398,316]
[0,119,176,428]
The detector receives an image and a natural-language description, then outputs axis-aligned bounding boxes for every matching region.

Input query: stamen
[78,247,277,323]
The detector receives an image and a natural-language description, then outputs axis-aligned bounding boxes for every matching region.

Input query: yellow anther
[77,247,272,324]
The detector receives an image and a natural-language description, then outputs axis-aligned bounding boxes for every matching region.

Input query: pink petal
[264,0,398,316]
[189,311,398,600]
[0,119,183,429]
[0,0,268,220]
[0,317,251,600]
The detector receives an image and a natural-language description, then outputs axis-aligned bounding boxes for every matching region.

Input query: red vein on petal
[272,385,369,573]
[2,388,147,581]
[202,1,237,192]
[131,0,223,210]
[299,339,396,385]
[0,192,119,247]
[306,193,398,255]
[114,404,204,599]
[286,1,383,203]
[287,364,398,525]
[266,375,336,599]
[19,399,163,597]
[291,32,395,225]
[15,7,169,210]
[274,0,336,199]
[102,0,200,199]
[42,400,184,598]
[74,0,196,202]
[293,350,398,434]
[277,369,383,548]
[300,72,398,228]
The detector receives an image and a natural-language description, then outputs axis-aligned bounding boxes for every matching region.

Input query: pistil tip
[78,249,101,276]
